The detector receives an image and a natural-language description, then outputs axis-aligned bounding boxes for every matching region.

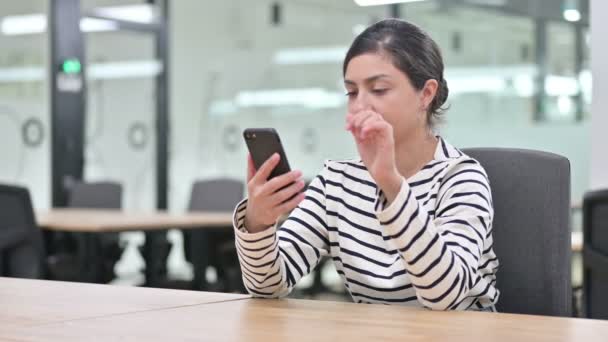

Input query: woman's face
[344,52,437,143]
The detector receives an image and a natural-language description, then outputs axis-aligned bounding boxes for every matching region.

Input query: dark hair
[343,19,449,128]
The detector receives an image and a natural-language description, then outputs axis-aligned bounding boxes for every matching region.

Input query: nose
[350,91,372,113]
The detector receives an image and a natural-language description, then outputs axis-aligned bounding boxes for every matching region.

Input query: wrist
[244,214,273,233]
[377,170,403,205]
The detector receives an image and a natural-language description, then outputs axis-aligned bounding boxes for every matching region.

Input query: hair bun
[437,77,449,106]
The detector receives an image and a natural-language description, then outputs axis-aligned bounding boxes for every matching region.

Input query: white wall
[590,0,608,190]
[0,0,50,210]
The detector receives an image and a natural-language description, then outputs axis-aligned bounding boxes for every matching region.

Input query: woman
[232,19,499,311]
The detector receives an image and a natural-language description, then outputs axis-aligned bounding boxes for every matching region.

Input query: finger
[247,154,257,182]
[273,192,306,216]
[359,114,384,137]
[348,111,374,139]
[262,169,302,195]
[346,110,370,131]
[251,153,280,184]
[354,110,381,135]
[345,112,357,130]
[360,121,389,140]
[351,111,374,130]
[270,179,306,206]
[355,113,379,138]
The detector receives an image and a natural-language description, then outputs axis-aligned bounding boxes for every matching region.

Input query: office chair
[47,181,124,283]
[582,189,608,319]
[463,148,571,317]
[183,179,244,292]
[0,184,44,279]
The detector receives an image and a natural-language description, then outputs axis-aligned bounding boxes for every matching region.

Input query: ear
[420,79,439,112]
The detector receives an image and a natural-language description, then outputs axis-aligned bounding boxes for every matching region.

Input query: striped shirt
[233,137,499,311]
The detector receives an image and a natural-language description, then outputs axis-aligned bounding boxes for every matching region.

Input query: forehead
[344,53,403,82]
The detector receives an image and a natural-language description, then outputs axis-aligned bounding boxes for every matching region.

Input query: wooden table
[2,278,608,342]
[37,208,234,232]
[36,209,234,287]
[0,277,248,329]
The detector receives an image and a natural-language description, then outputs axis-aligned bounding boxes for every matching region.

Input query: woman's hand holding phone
[243,153,306,233]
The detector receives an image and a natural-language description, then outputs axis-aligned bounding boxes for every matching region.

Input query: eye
[372,89,388,95]
[345,91,357,98]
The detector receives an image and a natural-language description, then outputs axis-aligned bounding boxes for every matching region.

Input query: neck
[394,128,438,179]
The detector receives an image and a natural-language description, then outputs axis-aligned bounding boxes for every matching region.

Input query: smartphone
[243,128,291,179]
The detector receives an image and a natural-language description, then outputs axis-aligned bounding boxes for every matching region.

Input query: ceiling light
[354,0,426,6]
[94,4,157,24]
[563,9,581,22]
[274,46,348,65]
[1,14,46,35]
[80,17,118,32]
[1,14,119,35]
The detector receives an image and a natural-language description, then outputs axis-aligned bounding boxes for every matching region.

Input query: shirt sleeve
[232,165,331,298]
[375,158,494,310]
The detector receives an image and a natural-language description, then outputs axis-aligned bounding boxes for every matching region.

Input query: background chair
[463,148,571,317]
[46,181,124,283]
[0,184,44,279]
[183,179,244,292]
[582,189,608,319]
[67,181,122,209]
[70,181,124,282]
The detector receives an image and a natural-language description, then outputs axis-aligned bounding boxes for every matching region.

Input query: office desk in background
[1,278,607,342]
[37,208,584,253]
[35,208,583,292]
[36,209,234,288]
[37,209,234,232]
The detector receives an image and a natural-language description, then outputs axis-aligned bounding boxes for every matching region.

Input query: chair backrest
[188,179,244,212]
[463,148,571,317]
[582,189,608,319]
[68,181,122,209]
[0,184,37,249]
[0,184,44,278]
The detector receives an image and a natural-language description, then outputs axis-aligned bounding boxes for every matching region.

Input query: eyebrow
[344,74,391,85]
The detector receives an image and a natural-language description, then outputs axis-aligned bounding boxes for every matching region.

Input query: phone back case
[243,128,291,179]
